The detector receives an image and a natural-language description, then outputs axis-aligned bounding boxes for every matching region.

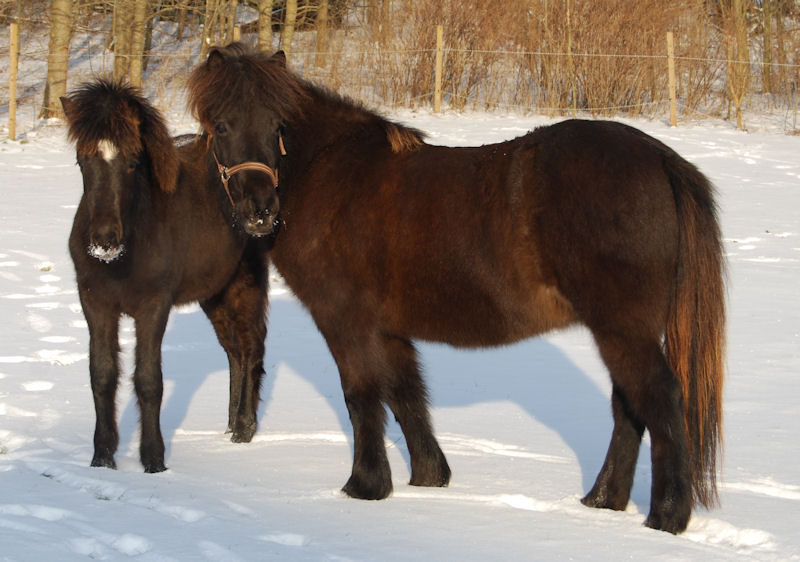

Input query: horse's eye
[127,158,140,171]
[214,122,228,135]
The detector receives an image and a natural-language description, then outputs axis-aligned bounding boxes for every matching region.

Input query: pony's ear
[59,96,74,119]
[271,50,287,67]
[206,47,226,70]
[140,111,179,194]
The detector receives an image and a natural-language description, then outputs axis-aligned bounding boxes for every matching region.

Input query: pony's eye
[214,122,228,135]
[127,157,140,171]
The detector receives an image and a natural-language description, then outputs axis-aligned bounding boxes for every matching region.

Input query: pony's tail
[664,155,726,509]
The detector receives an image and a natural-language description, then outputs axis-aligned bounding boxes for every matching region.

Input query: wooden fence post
[434,25,443,113]
[8,23,20,140]
[667,31,677,127]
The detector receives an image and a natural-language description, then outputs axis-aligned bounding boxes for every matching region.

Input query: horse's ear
[59,96,74,119]
[206,47,226,70]
[271,50,287,68]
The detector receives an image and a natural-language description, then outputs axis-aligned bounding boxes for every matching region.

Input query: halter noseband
[212,134,287,207]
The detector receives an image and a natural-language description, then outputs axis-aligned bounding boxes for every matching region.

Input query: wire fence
[4,19,800,135]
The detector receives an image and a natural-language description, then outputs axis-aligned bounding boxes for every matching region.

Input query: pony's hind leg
[202,251,267,443]
[85,306,121,469]
[591,333,691,534]
[383,336,450,488]
[581,384,645,510]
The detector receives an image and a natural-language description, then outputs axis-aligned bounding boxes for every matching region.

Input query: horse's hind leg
[85,305,121,469]
[383,336,450,488]
[581,384,644,510]
[201,251,267,443]
[590,333,691,533]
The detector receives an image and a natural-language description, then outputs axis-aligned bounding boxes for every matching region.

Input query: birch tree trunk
[257,0,273,52]
[40,0,72,119]
[129,0,148,87]
[113,0,134,82]
[314,0,329,67]
[281,0,297,58]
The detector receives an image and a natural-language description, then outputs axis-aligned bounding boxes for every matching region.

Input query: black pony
[61,79,276,472]
[187,44,726,534]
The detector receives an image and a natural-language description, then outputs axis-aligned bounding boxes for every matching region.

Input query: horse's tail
[664,154,726,509]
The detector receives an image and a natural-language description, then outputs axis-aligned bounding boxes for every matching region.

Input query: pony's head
[61,78,178,262]
[187,43,304,237]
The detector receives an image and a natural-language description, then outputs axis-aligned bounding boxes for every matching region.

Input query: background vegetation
[2,0,800,131]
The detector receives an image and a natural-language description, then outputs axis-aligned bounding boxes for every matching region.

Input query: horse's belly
[389,282,576,348]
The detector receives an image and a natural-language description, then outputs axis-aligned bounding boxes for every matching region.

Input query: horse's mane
[61,78,178,192]
[187,42,425,154]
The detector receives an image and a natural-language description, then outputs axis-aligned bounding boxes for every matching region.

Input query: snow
[1,108,799,561]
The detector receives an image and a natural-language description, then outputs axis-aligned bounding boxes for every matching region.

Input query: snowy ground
[1,108,799,561]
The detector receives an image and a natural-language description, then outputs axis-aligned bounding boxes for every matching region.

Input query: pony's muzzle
[89,222,124,262]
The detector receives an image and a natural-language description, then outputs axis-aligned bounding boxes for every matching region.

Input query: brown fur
[189,44,726,534]
[62,78,271,473]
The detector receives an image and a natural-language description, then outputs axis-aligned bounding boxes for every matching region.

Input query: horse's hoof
[409,461,451,488]
[230,423,256,443]
[90,455,117,470]
[644,510,690,534]
[342,474,392,500]
[143,461,167,474]
[580,491,627,511]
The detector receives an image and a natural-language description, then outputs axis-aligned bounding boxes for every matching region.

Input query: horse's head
[188,44,304,237]
[61,79,178,262]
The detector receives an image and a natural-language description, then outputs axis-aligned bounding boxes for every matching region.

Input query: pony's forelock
[186,43,306,131]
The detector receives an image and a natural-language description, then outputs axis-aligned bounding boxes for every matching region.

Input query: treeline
[4,0,800,130]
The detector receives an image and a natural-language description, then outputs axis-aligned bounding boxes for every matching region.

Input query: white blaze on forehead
[97,139,119,162]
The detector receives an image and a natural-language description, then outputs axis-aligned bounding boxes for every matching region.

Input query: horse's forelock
[187,46,306,130]
[65,80,145,157]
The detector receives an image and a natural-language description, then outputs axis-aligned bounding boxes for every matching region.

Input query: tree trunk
[113,0,134,82]
[314,0,329,66]
[40,0,72,119]
[281,0,297,58]
[201,0,217,57]
[129,0,148,87]
[257,0,273,51]
[762,0,773,94]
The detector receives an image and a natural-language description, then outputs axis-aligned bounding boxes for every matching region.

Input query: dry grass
[5,0,800,128]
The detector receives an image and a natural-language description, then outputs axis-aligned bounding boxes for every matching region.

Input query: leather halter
[212,134,286,206]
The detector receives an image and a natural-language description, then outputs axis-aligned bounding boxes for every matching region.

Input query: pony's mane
[187,42,425,153]
[61,78,178,192]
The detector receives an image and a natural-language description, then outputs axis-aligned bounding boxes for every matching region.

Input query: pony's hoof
[143,461,167,474]
[409,461,451,488]
[644,507,690,534]
[90,454,117,470]
[342,474,392,500]
[580,491,627,511]
[230,423,256,443]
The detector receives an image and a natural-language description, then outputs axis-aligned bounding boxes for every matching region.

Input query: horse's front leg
[84,301,121,469]
[133,303,171,473]
[319,324,393,500]
[201,250,268,443]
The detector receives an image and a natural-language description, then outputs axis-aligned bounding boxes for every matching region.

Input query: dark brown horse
[61,79,277,472]
[187,44,726,534]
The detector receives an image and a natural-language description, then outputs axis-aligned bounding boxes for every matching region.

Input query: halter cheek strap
[211,133,287,206]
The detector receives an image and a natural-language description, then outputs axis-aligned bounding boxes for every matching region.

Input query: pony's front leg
[85,304,121,469]
[133,304,171,473]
